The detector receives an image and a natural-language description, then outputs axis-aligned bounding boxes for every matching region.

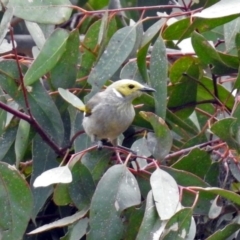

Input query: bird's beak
[140,86,156,93]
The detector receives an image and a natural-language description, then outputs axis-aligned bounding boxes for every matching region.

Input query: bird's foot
[97,140,103,150]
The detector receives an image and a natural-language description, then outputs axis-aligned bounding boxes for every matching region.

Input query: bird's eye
[128,84,135,89]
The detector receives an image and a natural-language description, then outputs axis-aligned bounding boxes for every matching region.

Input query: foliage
[1,0,240,239]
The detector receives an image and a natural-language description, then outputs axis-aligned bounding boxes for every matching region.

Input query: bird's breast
[82,102,135,141]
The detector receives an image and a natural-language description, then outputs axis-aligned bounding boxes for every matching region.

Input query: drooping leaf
[192,187,240,205]
[193,0,240,19]
[168,56,201,118]
[53,183,71,206]
[60,218,89,240]
[172,148,212,178]
[191,31,235,75]
[0,162,32,240]
[8,0,72,24]
[141,18,165,48]
[211,118,239,152]
[51,29,80,89]
[0,8,13,45]
[25,21,46,49]
[15,119,31,167]
[81,148,112,182]
[28,208,89,235]
[150,168,180,220]
[205,223,240,240]
[150,36,168,119]
[161,208,193,239]
[140,111,172,160]
[120,61,144,83]
[0,125,17,164]
[85,26,137,101]
[68,162,95,210]
[88,165,141,240]
[30,134,58,220]
[33,166,72,187]
[24,29,69,85]
[58,88,85,109]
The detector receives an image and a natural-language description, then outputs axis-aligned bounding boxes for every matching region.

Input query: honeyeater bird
[82,79,155,148]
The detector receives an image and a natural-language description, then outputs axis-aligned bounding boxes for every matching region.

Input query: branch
[0,101,64,156]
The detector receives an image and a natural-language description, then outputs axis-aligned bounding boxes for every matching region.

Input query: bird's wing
[84,92,104,116]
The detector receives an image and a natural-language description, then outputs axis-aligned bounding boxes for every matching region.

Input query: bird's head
[107,79,155,101]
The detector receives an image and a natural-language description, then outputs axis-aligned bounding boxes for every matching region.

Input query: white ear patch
[112,88,123,98]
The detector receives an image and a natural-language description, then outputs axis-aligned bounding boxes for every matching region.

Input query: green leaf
[211,118,239,151]
[0,96,7,136]
[81,148,112,183]
[25,21,46,50]
[60,218,89,240]
[137,43,150,82]
[141,18,165,48]
[29,208,89,235]
[172,148,212,178]
[162,208,193,239]
[53,183,71,206]
[182,190,215,215]
[224,17,240,54]
[231,103,240,145]
[85,26,137,101]
[166,110,199,136]
[136,191,162,240]
[0,60,19,97]
[197,76,234,111]
[229,160,240,182]
[206,223,240,240]
[0,60,64,146]
[58,88,85,109]
[140,111,172,160]
[33,166,72,187]
[193,187,240,205]
[234,33,240,90]
[88,165,141,240]
[131,137,151,166]
[30,134,58,220]
[177,16,238,43]
[168,56,201,118]
[88,0,109,9]
[0,8,13,45]
[163,18,191,41]
[205,162,220,187]
[24,29,69,85]
[193,0,240,19]
[15,119,31,167]
[161,166,209,187]
[123,206,145,240]
[68,162,95,210]
[25,81,65,146]
[78,20,101,79]
[120,61,144,83]
[208,196,222,219]
[78,17,117,79]
[203,0,220,9]
[0,125,17,164]
[50,29,80,89]
[150,36,168,119]
[9,0,72,24]
[191,31,235,75]
[0,162,32,240]
[150,168,180,220]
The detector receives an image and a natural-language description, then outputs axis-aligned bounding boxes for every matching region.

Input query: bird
[81,79,155,148]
